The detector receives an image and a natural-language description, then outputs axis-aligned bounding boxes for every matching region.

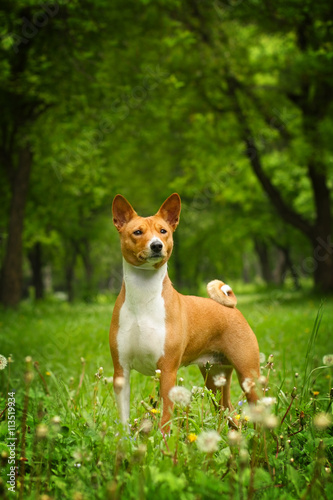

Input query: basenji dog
[109,193,260,431]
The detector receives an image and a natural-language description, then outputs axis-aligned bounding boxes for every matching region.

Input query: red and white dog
[109,193,260,430]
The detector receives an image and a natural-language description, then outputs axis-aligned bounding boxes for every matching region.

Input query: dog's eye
[160,229,167,234]
[133,230,142,236]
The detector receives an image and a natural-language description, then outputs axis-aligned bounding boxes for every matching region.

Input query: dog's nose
[150,241,163,253]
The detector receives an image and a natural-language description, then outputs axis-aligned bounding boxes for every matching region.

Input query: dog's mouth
[138,251,164,263]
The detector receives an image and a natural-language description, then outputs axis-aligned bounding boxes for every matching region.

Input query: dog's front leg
[113,368,130,427]
[159,369,178,434]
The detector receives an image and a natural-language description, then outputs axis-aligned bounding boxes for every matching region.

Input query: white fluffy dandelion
[227,430,241,446]
[244,404,266,423]
[313,412,332,431]
[258,375,267,386]
[191,386,204,395]
[242,378,255,394]
[139,419,153,434]
[36,424,48,439]
[323,354,333,367]
[260,397,277,407]
[0,355,8,370]
[213,373,227,387]
[196,430,221,453]
[263,414,279,429]
[259,353,266,364]
[169,386,191,407]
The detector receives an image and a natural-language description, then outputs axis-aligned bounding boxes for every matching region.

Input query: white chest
[117,261,167,376]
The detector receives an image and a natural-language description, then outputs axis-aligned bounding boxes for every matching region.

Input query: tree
[0,0,138,305]
[161,0,333,291]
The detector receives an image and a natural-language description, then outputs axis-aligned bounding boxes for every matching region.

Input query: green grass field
[0,290,333,499]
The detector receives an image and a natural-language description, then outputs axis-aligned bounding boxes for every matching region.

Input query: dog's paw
[207,280,237,308]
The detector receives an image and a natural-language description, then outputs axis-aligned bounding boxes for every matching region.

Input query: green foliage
[1,0,333,300]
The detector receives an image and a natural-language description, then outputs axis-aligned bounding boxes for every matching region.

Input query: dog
[109,193,260,431]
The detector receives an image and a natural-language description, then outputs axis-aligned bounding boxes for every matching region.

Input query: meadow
[0,289,333,499]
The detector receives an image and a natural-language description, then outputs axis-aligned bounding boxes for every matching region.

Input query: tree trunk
[312,232,333,292]
[273,244,301,290]
[226,74,333,292]
[242,253,251,283]
[65,247,77,303]
[1,146,32,307]
[254,238,273,284]
[28,241,44,300]
[80,238,94,301]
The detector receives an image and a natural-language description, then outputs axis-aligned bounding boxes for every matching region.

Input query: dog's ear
[157,193,181,231]
[112,195,137,231]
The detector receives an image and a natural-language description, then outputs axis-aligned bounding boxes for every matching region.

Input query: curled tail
[207,279,237,308]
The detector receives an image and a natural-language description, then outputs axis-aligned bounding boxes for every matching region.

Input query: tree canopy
[0,0,332,305]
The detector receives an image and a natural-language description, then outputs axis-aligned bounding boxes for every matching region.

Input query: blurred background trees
[0,0,332,306]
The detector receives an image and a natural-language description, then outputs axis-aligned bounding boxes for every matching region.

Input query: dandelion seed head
[0,355,8,370]
[24,371,34,384]
[213,373,227,387]
[313,412,332,431]
[191,386,204,395]
[36,424,48,439]
[242,378,255,394]
[196,430,221,453]
[263,414,279,429]
[139,419,153,434]
[228,430,241,446]
[244,404,265,423]
[259,353,266,364]
[260,397,277,407]
[169,386,191,407]
[323,354,333,366]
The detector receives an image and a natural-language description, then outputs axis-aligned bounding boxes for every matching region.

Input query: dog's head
[112,193,181,269]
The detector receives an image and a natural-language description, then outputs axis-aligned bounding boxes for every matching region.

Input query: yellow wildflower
[188,433,197,443]
[150,408,160,414]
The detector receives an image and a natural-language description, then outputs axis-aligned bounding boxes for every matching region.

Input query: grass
[0,289,333,499]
